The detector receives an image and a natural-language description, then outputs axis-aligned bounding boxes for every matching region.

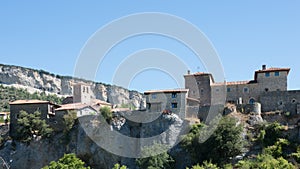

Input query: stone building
[144,89,188,118]
[9,100,60,139]
[73,83,93,104]
[185,65,300,115]
[185,65,290,105]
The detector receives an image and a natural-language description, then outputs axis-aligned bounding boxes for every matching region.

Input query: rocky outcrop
[0,64,145,109]
[0,113,188,169]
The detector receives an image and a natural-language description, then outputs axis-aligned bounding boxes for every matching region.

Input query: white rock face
[0,64,145,108]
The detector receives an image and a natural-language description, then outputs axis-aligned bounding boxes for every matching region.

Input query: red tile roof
[184,72,215,83]
[255,67,290,80]
[10,100,52,105]
[0,112,10,115]
[144,89,189,94]
[55,103,92,111]
[91,99,111,106]
[255,67,290,74]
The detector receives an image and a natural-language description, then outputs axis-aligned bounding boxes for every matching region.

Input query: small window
[275,72,280,76]
[227,88,231,92]
[216,88,219,92]
[278,101,283,105]
[171,92,177,98]
[265,88,269,92]
[83,87,85,93]
[152,94,157,99]
[243,87,249,93]
[200,88,204,94]
[86,87,89,93]
[197,81,201,85]
[265,72,270,77]
[171,103,178,108]
[292,99,297,103]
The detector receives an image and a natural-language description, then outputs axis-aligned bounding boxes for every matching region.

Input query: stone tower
[184,71,214,106]
[73,83,92,104]
[255,65,290,93]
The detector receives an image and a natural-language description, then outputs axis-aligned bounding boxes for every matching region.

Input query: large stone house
[9,100,60,139]
[9,83,112,137]
[144,89,188,118]
[185,65,300,115]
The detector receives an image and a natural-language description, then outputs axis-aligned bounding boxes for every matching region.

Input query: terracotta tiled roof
[91,99,111,106]
[0,112,10,115]
[10,100,51,105]
[255,67,290,80]
[144,89,189,94]
[226,81,251,85]
[255,67,290,73]
[55,103,92,111]
[184,72,215,83]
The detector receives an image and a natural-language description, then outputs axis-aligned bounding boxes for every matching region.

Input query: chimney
[262,65,266,70]
[187,70,190,75]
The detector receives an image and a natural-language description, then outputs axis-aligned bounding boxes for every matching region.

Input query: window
[227,88,231,92]
[152,94,157,99]
[265,88,269,92]
[200,88,204,94]
[171,103,178,108]
[243,87,249,93]
[216,88,219,92]
[83,86,85,93]
[265,72,270,77]
[171,92,177,98]
[86,87,89,93]
[275,71,280,76]
[291,99,297,103]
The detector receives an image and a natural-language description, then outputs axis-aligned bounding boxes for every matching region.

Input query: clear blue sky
[0,1,299,92]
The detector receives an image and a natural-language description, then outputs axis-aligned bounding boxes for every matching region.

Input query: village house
[9,100,60,139]
[9,82,112,137]
[144,89,188,118]
[185,65,300,117]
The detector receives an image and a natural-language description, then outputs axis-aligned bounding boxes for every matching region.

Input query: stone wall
[9,103,52,139]
[256,71,288,92]
[184,74,212,106]
[145,92,187,118]
[260,90,300,114]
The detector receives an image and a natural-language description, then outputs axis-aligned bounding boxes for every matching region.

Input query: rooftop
[9,100,56,105]
[144,88,189,94]
[91,99,111,106]
[55,103,92,111]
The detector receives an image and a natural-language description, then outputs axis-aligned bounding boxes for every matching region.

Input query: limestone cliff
[0,64,145,109]
[0,113,189,169]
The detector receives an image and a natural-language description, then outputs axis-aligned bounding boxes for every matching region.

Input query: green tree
[236,153,295,169]
[187,161,219,169]
[63,110,77,133]
[112,163,127,169]
[264,138,289,158]
[100,106,112,122]
[136,143,175,169]
[182,117,244,165]
[258,122,285,147]
[16,110,53,142]
[42,153,90,169]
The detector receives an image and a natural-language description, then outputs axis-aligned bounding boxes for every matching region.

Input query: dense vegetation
[42,153,90,169]
[16,110,53,142]
[136,143,175,169]
[0,84,63,112]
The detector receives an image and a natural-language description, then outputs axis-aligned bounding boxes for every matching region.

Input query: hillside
[0,64,146,109]
[0,85,63,112]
